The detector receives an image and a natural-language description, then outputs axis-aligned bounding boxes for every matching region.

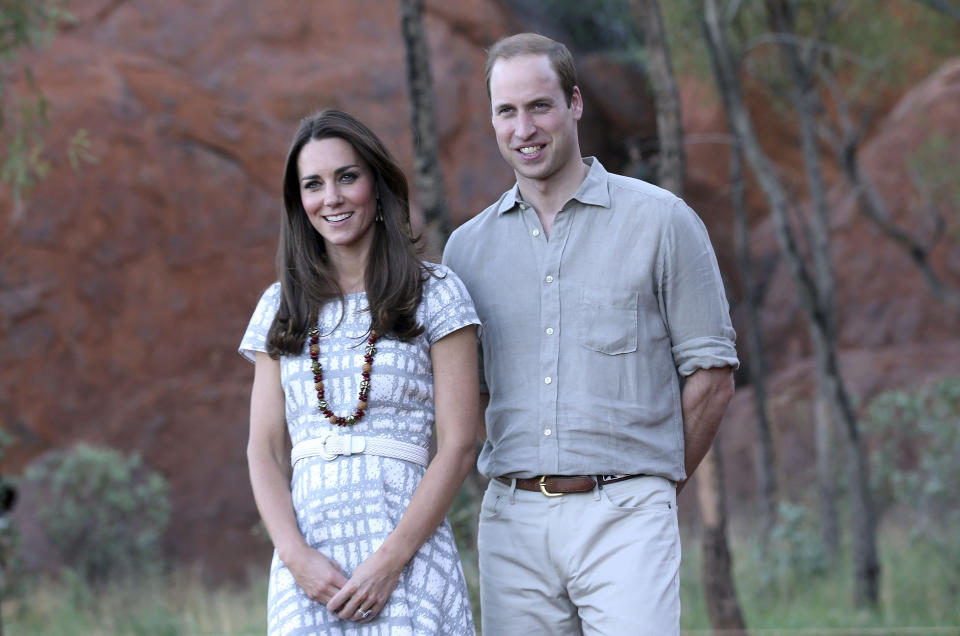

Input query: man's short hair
[485,33,577,106]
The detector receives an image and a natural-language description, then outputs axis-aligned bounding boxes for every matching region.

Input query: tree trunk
[703,0,880,606]
[633,1,746,628]
[629,0,685,195]
[696,443,748,635]
[399,0,449,261]
[814,391,840,559]
[729,139,778,542]
[765,0,879,603]
[764,0,843,559]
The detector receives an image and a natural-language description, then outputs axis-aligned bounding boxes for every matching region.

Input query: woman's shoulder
[250,281,282,316]
[420,261,455,290]
[419,262,473,304]
[263,280,282,296]
[259,280,283,305]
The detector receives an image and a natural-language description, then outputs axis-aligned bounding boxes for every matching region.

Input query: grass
[679,521,960,635]
[4,521,958,635]
[3,566,267,635]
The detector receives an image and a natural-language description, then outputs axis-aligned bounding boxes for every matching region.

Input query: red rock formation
[0,0,655,575]
[7,0,955,576]
[709,58,960,509]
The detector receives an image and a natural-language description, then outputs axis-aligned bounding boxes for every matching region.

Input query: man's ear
[571,86,584,121]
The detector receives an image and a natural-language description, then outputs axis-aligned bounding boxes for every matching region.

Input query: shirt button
[532,229,540,237]
[545,275,554,283]
[544,376,552,384]
[545,327,554,335]
[544,428,552,436]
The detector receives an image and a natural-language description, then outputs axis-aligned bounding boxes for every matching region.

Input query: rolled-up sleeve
[660,201,739,377]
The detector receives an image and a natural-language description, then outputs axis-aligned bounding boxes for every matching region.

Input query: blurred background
[1,0,958,633]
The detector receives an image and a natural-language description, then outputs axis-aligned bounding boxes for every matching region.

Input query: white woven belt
[291,434,429,468]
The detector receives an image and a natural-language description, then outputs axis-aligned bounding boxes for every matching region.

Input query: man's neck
[516,158,590,238]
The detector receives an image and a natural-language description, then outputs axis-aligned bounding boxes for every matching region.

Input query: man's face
[489,54,582,185]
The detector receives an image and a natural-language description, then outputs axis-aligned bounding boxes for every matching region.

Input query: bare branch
[818,54,960,313]
[744,32,873,68]
[915,0,960,20]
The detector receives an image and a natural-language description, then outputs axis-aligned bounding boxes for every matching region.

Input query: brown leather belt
[496,474,642,497]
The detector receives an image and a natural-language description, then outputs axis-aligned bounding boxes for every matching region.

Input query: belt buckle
[318,435,337,461]
[538,475,564,498]
[318,434,366,461]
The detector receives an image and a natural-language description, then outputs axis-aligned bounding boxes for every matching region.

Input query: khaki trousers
[478,475,680,636]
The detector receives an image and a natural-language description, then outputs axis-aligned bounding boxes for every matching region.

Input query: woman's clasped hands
[326,548,406,623]
[286,544,405,623]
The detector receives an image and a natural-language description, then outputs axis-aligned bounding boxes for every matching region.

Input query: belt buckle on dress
[318,434,366,461]
[318,434,338,461]
[538,475,564,498]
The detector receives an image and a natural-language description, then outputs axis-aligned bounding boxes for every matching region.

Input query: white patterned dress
[239,264,478,636]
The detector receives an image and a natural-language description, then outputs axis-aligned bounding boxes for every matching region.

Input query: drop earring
[375,198,383,222]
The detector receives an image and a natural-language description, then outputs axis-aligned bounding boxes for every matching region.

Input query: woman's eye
[339,173,357,183]
[303,180,321,190]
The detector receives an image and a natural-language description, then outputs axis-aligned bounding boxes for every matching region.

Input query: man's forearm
[677,366,735,492]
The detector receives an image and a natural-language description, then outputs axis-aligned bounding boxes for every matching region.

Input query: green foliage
[750,501,830,599]
[448,483,481,626]
[659,0,714,78]
[24,443,171,585]
[0,0,70,58]
[0,426,22,613]
[0,0,75,210]
[661,0,960,102]
[864,376,960,577]
[66,128,97,170]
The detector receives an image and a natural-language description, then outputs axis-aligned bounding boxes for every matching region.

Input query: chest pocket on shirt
[579,286,639,355]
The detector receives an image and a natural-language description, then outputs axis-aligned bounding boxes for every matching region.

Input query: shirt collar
[496,156,611,216]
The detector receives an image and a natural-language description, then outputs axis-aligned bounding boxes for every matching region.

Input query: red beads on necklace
[308,326,379,426]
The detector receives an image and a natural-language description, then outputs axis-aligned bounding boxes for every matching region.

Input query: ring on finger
[358,608,372,619]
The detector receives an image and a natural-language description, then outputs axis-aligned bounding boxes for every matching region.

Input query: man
[443,33,738,635]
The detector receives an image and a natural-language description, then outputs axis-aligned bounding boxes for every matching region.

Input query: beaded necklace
[308,326,379,426]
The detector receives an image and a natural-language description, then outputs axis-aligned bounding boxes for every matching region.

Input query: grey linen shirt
[443,158,738,482]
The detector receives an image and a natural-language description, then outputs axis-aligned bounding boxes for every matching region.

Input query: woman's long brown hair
[266,110,428,357]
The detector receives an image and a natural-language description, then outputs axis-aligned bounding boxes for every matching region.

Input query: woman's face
[297,137,377,256]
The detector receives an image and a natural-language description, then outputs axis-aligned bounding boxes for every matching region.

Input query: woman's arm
[247,351,348,603]
[327,325,480,622]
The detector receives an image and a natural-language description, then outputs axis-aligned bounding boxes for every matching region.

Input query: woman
[239,109,478,635]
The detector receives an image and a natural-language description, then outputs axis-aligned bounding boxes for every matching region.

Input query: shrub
[0,426,22,607]
[864,376,960,591]
[24,443,171,584]
[865,376,960,523]
[751,501,830,599]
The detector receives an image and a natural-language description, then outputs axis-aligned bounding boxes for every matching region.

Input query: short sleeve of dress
[238,282,282,363]
[420,264,481,346]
